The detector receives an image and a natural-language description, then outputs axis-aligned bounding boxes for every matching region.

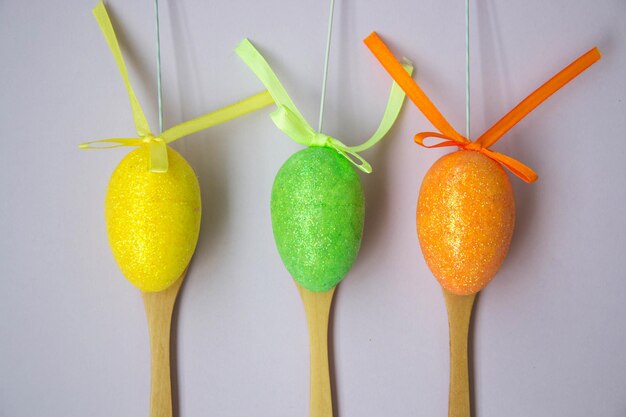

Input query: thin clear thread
[154,0,163,134]
[465,0,470,139]
[318,0,336,132]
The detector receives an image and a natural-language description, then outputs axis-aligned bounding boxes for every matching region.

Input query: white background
[1,0,625,416]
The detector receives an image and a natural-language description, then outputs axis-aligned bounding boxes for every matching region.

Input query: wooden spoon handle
[142,274,185,417]
[298,284,336,417]
[443,289,477,417]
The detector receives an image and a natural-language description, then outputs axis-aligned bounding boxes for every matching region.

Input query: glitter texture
[271,147,365,292]
[417,150,515,295]
[105,147,201,292]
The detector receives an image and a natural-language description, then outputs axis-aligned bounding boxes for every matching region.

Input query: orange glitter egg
[417,150,515,295]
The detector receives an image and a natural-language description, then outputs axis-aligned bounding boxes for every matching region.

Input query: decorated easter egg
[417,150,515,295]
[271,146,365,292]
[105,146,201,292]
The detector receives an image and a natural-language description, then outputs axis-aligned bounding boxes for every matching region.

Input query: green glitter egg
[271,146,365,292]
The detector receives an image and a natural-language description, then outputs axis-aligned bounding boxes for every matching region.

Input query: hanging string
[154,0,163,134]
[318,0,336,132]
[465,0,470,139]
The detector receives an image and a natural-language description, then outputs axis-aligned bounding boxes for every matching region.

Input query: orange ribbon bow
[364,32,601,183]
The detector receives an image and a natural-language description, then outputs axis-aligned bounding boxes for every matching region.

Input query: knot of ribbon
[235,38,414,173]
[412,131,537,181]
[270,104,372,171]
[311,133,333,148]
[79,2,273,173]
[364,32,602,183]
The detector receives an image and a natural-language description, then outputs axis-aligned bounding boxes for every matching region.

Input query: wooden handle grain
[443,289,477,417]
[142,274,185,417]
[297,284,336,417]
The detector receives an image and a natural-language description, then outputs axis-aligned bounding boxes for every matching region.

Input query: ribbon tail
[364,32,467,144]
[235,39,307,121]
[349,62,414,153]
[93,2,151,137]
[269,106,318,147]
[148,139,168,173]
[160,90,274,143]
[482,148,538,183]
[476,47,601,148]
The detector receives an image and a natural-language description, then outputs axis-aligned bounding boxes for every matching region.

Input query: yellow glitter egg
[417,150,515,295]
[105,147,201,292]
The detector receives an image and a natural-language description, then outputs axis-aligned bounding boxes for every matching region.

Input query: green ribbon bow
[235,39,414,173]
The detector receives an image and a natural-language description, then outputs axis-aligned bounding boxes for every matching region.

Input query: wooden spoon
[442,288,477,417]
[141,270,186,417]
[297,284,336,417]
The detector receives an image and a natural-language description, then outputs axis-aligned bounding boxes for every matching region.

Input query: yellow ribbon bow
[80,2,273,172]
